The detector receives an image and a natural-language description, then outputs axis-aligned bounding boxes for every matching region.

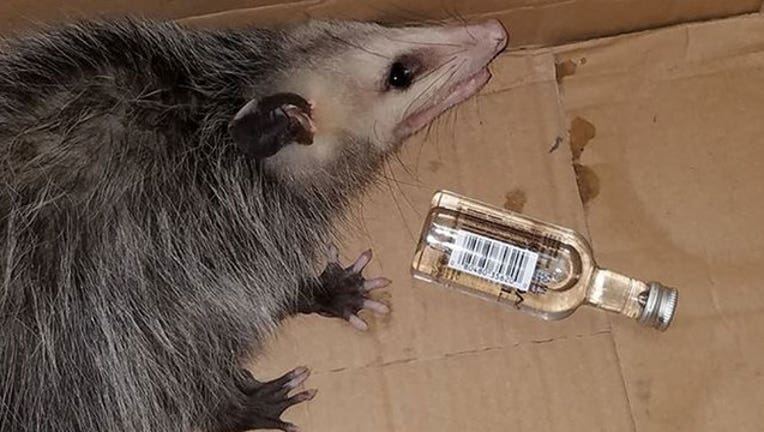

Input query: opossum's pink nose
[458,19,508,53]
[482,19,509,51]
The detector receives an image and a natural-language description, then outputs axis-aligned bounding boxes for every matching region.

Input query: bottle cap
[638,282,678,331]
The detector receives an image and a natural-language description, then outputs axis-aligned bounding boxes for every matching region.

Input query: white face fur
[263,19,508,179]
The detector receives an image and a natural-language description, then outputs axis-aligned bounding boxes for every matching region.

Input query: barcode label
[448,230,539,292]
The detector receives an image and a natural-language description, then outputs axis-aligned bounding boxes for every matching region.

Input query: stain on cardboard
[503,189,527,212]
[567,117,599,204]
[573,164,600,204]
[569,117,596,161]
[427,160,443,172]
[549,136,563,153]
[555,59,578,83]
[634,378,652,403]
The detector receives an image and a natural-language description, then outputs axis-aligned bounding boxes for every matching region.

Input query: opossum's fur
[0,15,508,432]
[0,19,384,432]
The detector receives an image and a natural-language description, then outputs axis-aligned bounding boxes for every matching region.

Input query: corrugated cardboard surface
[0,0,761,48]
[554,15,764,430]
[254,13,764,432]
[2,2,763,431]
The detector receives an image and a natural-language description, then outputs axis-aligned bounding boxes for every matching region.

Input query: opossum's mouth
[396,67,491,138]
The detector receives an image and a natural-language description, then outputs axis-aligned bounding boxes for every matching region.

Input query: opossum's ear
[228,93,316,160]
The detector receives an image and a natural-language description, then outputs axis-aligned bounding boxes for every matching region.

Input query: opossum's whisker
[392,146,416,179]
[408,57,463,118]
[386,153,418,212]
[401,59,459,120]
[375,165,423,188]
[380,158,413,239]
[451,97,460,141]
[415,116,438,173]
[414,52,461,83]
[419,54,459,84]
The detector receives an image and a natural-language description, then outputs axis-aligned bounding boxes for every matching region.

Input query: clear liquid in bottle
[411,190,678,330]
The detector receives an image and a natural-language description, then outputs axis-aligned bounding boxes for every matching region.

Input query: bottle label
[448,230,539,292]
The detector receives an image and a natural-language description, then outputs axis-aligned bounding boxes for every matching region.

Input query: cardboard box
[3,2,763,431]
[0,1,760,47]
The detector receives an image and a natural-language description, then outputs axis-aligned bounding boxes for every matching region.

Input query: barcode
[448,230,539,292]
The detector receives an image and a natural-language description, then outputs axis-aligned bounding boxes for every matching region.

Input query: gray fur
[0,15,507,432]
[0,18,384,432]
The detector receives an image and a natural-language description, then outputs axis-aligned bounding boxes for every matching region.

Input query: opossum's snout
[312,19,508,156]
[387,20,508,140]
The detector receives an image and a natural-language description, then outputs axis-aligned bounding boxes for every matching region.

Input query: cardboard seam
[701,244,734,330]
[608,335,639,432]
[549,57,593,240]
[552,12,762,54]
[313,328,612,376]
[177,0,322,23]
[477,80,553,97]
[544,10,760,50]
[553,24,764,98]
[477,50,559,96]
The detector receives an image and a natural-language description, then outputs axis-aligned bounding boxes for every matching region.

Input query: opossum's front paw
[230,367,317,432]
[305,245,391,331]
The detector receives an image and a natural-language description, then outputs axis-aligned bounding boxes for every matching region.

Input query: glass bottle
[411,190,678,331]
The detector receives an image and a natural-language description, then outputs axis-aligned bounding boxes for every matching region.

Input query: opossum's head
[229,19,508,182]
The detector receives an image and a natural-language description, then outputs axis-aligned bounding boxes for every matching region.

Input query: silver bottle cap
[637,282,678,331]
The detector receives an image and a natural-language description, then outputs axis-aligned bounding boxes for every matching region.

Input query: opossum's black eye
[387,61,414,90]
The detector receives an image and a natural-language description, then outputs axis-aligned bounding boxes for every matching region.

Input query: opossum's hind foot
[303,245,391,331]
[222,367,317,432]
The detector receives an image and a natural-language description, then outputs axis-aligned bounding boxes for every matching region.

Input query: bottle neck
[585,269,648,320]
[585,268,678,331]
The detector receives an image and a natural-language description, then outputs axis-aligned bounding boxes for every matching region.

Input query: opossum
[0,17,507,432]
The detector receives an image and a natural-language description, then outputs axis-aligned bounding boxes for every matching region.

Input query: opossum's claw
[363,277,392,292]
[348,314,369,331]
[349,248,372,273]
[363,298,390,313]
